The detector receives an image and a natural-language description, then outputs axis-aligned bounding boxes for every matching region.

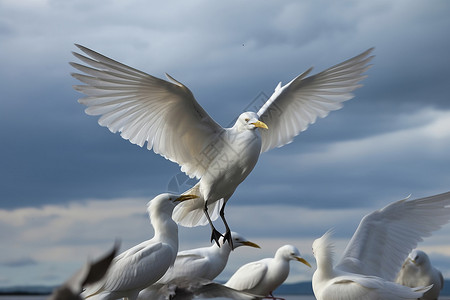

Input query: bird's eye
[245,118,250,122]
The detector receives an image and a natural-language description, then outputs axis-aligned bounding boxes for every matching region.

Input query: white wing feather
[336,191,450,281]
[83,241,173,297]
[322,275,430,300]
[71,44,223,179]
[257,48,374,153]
[225,262,267,291]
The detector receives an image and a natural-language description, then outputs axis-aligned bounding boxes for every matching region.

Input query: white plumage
[81,193,197,300]
[312,191,450,300]
[396,249,444,300]
[225,245,311,298]
[71,45,373,245]
[137,232,260,300]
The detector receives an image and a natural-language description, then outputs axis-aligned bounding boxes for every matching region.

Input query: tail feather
[172,185,223,227]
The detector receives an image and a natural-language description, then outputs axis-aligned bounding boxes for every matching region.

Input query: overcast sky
[1,0,450,289]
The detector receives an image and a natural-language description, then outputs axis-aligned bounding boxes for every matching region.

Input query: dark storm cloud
[1,0,449,212]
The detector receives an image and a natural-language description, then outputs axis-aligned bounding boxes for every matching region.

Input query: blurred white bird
[225,245,311,298]
[147,277,261,300]
[396,249,444,300]
[48,242,119,300]
[81,193,197,300]
[312,191,450,300]
[71,45,373,246]
[138,232,260,300]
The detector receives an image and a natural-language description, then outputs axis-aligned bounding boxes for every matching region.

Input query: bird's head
[277,245,311,268]
[312,230,334,266]
[224,231,261,250]
[234,112,268,132]
[147,193,198,214]
[407,249,429,266]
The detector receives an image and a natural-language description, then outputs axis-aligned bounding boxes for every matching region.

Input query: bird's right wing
[225,262,267,291]
[335,191,450,282]
[71,45,224,179]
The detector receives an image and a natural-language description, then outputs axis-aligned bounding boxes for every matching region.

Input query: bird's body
[225,245,311,298]
[312,191,450,300]
[71,45,374,245]
[137,232,260,300]
[396,249,444,300]
[81,193,197,300]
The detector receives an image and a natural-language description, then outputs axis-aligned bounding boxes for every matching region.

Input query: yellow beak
[295,256,312,268]
[252,120,268,130]
[242,241,261,249]
[175,194,199,202]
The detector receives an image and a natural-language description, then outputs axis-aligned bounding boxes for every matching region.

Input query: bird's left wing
[48,242,119,300]
[336,191,450,281]
[257,48,374,153]
[225,262,267,291]
[71,45,223,179]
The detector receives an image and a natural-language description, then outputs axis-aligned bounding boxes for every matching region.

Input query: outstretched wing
[71,45,223,179]
[336,191,450,281]
[257,48,374,153]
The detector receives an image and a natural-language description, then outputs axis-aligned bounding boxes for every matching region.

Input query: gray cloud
[1,257,37,268]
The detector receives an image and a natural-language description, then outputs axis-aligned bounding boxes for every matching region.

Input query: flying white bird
[225,244,311,298]
[138,231,260,300]
[396,249,444,300]
[81,193,197,300]
[312,191,450,300]
[48,242,119,300]
[71,45,373,246]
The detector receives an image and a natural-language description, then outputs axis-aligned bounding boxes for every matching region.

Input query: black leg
[204,202,223,247]
[219,203,233,249]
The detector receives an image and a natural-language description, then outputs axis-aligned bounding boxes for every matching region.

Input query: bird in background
[71,45,374,246]
[145,276,262,300]
[396,249,444,300]
[48,242,119,300]
[81,193,197,300]
[225,244,311,299]
[137,231,260,300]
[312,191,450,300]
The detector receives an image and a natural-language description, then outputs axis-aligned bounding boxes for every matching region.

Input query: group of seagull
[49,45,450,300]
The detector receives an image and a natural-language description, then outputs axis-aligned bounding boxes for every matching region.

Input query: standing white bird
[137,231,260,300]
[81,193,197,300]
[225,244,311,298]
[71,45,374,246]
[312,191,450,300]
[396,249,444,300]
